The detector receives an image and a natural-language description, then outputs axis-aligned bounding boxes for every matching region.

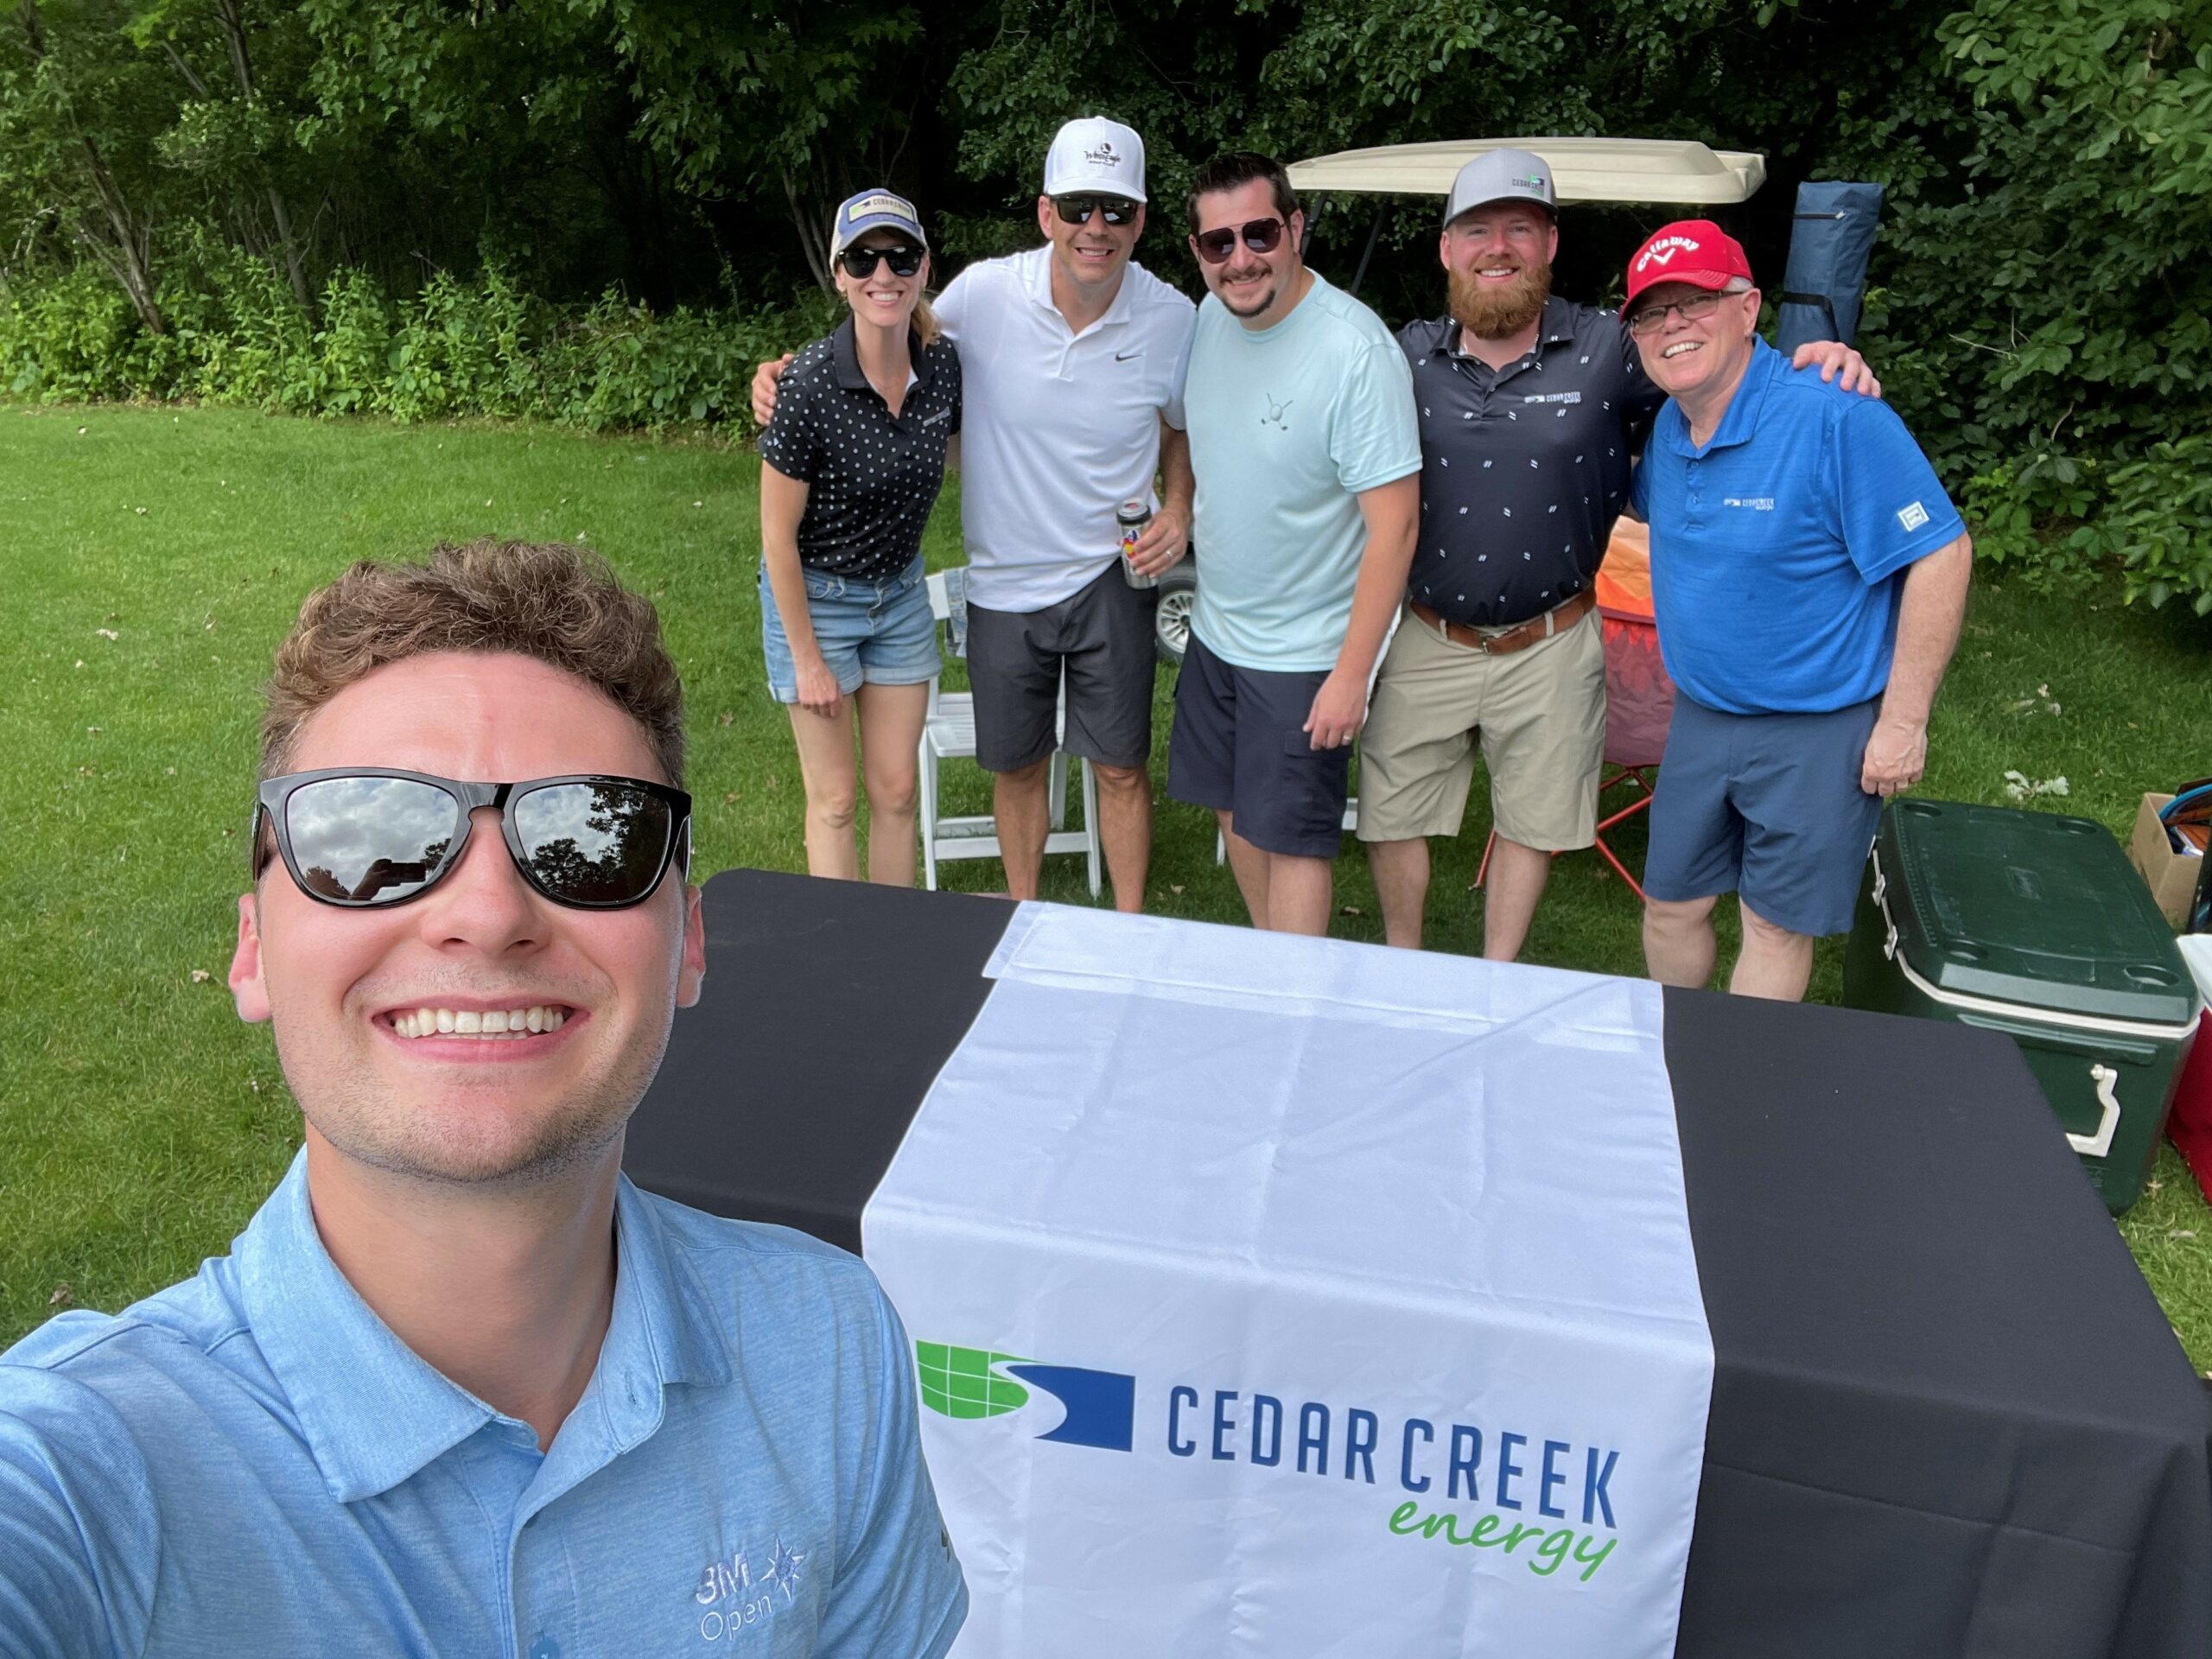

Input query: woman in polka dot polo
[759,189,963,883]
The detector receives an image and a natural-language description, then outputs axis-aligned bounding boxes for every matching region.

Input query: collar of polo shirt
[238,1154,728,1502]
[832,315,937,397]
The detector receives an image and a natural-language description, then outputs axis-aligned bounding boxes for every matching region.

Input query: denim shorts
[758,556,938,703]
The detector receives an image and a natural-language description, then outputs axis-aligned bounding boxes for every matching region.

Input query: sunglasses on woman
[836,243,925,280]
[253,769,692,910]
[1192,216,1285,265]
[1052,194,1139,227]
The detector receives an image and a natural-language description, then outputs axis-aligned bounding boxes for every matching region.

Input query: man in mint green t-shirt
[1169,150,1422,935]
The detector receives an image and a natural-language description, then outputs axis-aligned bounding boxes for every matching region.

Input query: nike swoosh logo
[1115,349,1141,361]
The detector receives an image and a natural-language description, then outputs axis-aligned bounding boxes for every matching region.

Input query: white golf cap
[1043,118,1147,202]
[1443,148,1557,225]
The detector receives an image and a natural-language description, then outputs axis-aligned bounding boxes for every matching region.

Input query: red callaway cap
[1624,219,1754,307]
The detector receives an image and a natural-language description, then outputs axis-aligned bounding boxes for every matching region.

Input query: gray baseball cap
[1443,148,1557,226]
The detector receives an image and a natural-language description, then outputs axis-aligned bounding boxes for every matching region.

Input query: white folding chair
[918,569,1102,897]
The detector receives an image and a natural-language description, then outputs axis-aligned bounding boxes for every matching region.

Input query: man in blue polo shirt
[0,541,966,1656]
[1624,222,1972,1001]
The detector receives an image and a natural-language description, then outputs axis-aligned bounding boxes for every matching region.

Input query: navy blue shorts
[1643,695,1882,938]
[1166,633,1350,861]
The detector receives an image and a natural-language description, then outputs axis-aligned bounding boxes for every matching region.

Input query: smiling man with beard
[1357,150,1878,961]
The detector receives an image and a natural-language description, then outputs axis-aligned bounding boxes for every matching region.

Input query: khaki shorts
[1356,603,1605,849]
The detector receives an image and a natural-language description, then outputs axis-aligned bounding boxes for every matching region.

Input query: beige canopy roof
[1286,137,1766,206]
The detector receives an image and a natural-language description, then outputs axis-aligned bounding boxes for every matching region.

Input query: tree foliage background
[2,0,2207,608]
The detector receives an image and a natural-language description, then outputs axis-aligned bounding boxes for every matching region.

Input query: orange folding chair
[1478,518,1675,899]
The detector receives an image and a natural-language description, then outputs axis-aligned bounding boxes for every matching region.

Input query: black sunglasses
[1192,216,1285,265]
[253,769,692,910]
[836,243,925,280]
[1052,194,1140,227]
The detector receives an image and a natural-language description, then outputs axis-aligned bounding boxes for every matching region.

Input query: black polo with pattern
[758,315,963,582]
[1398,296,1663,628]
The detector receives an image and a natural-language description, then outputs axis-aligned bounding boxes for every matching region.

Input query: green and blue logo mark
[916,1342,1136,1452]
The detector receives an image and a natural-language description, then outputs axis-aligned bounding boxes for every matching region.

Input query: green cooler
[1842,799,2201,1212]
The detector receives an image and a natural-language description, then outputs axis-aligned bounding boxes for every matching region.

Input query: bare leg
[1480,836,1553,963]
[1366,837,1430,950]
[1265,854,1333,936]
[1729,899,1815,1001]
[1219,810,1270,928]
[855,682,929,887]
[993,756,1052,899]
[785,702,861,880]
[1643,893,1719,988]
[1091,761,1152,914]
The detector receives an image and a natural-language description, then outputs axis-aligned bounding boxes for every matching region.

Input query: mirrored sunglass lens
[1196,228,1236,263]
[512,783,670,905]
[284,776,455,903]
[1243,218,1282,251]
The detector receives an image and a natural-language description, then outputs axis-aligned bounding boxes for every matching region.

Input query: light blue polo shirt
[1630,337,1964,715]
[0,1155,965,1657]
[1183,270,1422,672]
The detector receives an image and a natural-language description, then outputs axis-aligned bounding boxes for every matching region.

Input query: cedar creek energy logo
[918,1340,1623,1582]
[916,1342,1137,1451]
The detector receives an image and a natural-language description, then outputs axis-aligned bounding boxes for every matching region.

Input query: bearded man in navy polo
[1624,222,1973,1002]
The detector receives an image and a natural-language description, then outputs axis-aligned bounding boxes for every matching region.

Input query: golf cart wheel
[1154,559,1197,665]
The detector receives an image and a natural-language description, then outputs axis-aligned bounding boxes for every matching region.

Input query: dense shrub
[0,253,836,437]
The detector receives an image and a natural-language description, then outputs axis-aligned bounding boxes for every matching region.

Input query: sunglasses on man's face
[1192,216,1286,265]
[836,243,925,280]
[1052,194,1140,227]
[253,769,692,910]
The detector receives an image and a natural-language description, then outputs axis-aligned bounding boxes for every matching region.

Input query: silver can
[1118,499,1157,589]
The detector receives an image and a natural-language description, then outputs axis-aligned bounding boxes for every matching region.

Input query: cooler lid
[1878,800,2198,1027]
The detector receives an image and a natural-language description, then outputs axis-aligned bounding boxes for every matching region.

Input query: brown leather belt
[1409,587,1595,656]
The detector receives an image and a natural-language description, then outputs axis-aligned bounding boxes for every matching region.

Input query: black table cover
[627,869,2212,1659]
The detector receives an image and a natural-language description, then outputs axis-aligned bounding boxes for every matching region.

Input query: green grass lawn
[4,403,2209,1368]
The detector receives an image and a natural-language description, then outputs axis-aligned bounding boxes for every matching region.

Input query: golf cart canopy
[1286,137,1766,206]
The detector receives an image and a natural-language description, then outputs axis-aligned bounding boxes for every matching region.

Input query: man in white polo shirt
[755,118,1195,912]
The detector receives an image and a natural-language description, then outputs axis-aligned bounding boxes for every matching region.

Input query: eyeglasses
[1192,216,1285,265]
[253,769,692,910]
[1052,194,1140,227]
[836,243,925,280]
[1624,289,1740,337]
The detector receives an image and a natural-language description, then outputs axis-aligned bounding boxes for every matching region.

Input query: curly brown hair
[260,539,685,787]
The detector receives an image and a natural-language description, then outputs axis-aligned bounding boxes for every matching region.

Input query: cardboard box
[2130,793,2203,927]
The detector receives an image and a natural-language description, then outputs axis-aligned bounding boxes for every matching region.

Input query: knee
[1000,756,1052,789]
[808,788,859,831]
[1738,902,1806,949]
[867,768,918,819]
[1091,762,1148,796]
[1643,896,1712,938]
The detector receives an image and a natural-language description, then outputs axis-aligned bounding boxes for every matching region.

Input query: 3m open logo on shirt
[1897,501,1930,531]
[692,1537,809,1643]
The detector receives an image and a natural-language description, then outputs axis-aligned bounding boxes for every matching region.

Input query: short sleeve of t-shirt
[932,268,970,342]
[1826,397,1965,586]
[1327,338,1421,496]
[1629,444,1654,518]
[756,365,822,483]
[1618,316,1666,417]
[1161,315,1194,432]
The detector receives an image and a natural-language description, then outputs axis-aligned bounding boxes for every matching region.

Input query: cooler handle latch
[1870,855,1897,960]
[2066,1065,2122,1159]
